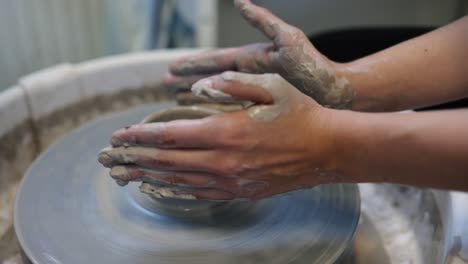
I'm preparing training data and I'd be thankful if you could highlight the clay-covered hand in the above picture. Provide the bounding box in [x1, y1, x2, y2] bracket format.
[98, 72, 341, 200]
[165, 0, 353, 109]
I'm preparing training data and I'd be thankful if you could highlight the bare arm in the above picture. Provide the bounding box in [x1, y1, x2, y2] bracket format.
[339, 16, 468, 112]
[328, 109, 468, 191]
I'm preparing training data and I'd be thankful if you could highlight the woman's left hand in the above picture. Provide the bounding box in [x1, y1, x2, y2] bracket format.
[98, 72, 340, 200]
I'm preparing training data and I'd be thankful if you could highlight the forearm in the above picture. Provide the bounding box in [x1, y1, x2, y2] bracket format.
[326, 109, 468, 191]
[336, 15, 468, 112]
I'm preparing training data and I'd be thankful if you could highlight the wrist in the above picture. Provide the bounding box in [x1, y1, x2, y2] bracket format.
[326, 60, 358, 110]
[316, 108, 372, 184]
[335, 59, 399, 112]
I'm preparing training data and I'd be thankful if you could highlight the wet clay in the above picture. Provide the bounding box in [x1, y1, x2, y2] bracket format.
[192, 79, 234, 103]
[171, 46, 354, 110]
[191, 77, 254, 109]
[136, 107, 211, 199]
[139, 182, 196, 200]
[234, 0, 355, 109]
[192, 71, 290, 122]
[275, 46, 354, 109]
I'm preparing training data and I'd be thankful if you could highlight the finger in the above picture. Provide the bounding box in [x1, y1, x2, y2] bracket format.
[108, 164, 274, 201]
[234, 0, 298, 46]
[109, 118, 222, 149]
[174, 92, 247, 112]
[170, 43, 276, 76]
[163, 73, 211, 91]
[233, 43, 276, 73]
[169, 47, 240, 76]
[109, 165, 219, 187]
[109, 165, 267, 196]
[140, 184, 196, 200]
[98, 147, 222, 174]
[192, 71, 274, 104]
[175, 92, 247, 111]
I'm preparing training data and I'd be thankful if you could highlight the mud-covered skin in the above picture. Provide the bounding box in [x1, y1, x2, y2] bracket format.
[165, 0, 354, 109]
[98, 73, 340, 200]
[139, 183, 197, 200]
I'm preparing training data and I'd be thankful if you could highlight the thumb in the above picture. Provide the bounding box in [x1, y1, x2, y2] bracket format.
[191, 71, 274, 105]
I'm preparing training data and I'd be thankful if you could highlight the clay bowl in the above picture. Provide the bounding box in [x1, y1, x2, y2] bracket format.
[140, 105, 222, 124]
[137, 105, 227, 214]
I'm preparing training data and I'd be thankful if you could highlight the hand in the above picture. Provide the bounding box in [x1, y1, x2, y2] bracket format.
[164, 0, 354, 109]
[98, 72, 340, 200]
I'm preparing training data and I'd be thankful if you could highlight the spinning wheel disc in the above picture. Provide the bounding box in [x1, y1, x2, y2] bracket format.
[15, 103, 360, 264]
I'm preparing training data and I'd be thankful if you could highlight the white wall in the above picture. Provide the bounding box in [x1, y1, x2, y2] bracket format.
[0, 0, 107, 91]
[0, 0, 160, 91]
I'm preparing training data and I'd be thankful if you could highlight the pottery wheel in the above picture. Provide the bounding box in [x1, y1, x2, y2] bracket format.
[14, 103, 360, 264]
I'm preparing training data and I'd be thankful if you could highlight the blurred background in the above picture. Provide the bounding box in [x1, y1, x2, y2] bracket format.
[0, 0, 467, 91]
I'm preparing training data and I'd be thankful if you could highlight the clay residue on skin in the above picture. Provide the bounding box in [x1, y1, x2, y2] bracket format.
[191, 79, 235, 103]
[277, 46, 354, 110]
[171, 56, 219, 75]
[234, 0, 355, 109]
[99, 147, 139, 164]
[191, 77, 253, 108]
[99, 146, 163, 168]
[221, 71, 289, 122]
[139, 183, 196, 200]
[244, 106, 280, 122]
[109, 166, 131, 186]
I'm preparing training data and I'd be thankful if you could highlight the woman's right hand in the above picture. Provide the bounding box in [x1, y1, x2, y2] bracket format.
[165, 0, 354, 109]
